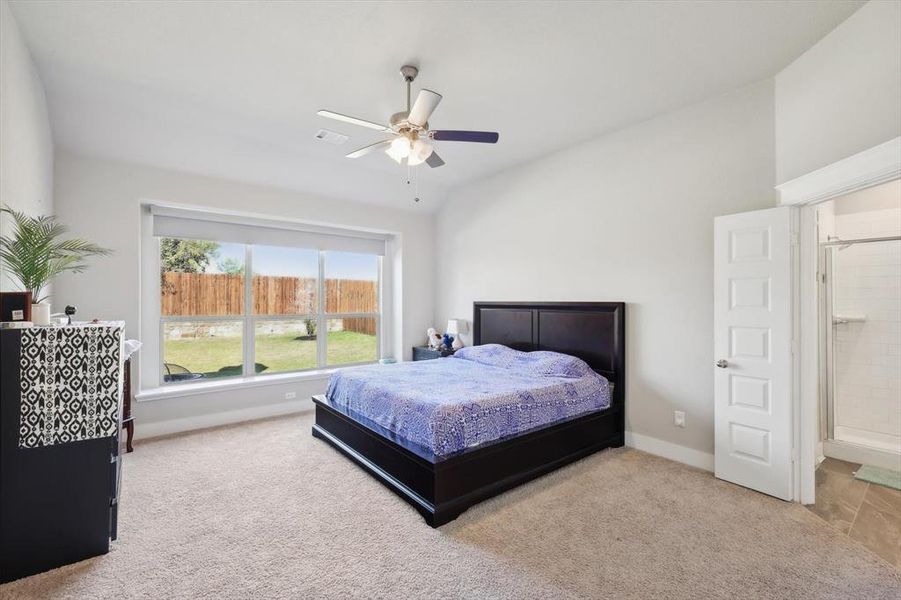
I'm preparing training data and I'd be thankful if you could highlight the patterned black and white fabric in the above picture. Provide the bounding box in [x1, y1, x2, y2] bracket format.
[19, 323, 124, 449]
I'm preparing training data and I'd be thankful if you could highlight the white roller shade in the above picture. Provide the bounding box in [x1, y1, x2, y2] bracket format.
[150, 205, 388, 256]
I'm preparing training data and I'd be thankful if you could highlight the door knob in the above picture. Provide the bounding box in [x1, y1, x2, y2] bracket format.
[715, 359, 728, 369]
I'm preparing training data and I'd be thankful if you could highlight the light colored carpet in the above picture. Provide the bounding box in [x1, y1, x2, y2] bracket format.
[2, 413, 899, 600]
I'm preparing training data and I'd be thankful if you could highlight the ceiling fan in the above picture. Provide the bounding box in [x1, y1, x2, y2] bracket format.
[317, 65, 499, 168]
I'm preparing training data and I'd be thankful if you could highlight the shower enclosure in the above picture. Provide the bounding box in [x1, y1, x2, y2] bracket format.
[821, 235, 901, 464]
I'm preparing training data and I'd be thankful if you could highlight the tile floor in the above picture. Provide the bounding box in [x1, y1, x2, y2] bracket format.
[807, 457, 901, 569]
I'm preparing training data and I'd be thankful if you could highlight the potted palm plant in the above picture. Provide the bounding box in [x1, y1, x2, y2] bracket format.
[0, 206, 111, 325]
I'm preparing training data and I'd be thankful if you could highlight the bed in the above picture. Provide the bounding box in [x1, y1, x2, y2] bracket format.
[311, 301, 625, 526]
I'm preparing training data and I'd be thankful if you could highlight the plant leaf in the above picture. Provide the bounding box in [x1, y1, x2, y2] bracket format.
[1, 205, 113, 300]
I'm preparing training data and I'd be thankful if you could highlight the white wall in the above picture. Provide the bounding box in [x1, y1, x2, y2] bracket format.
[53, 151, 434, 436]
[435, 80, 776, 457]
[775, 0, 901, 184]
[833, 178, 901, 217]
[0, 0, 54, 291]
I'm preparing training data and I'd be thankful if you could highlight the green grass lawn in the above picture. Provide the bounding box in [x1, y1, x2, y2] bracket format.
[164, 330, 376, 379]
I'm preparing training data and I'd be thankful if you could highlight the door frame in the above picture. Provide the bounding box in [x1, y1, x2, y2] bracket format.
[775, 136, 901, 504]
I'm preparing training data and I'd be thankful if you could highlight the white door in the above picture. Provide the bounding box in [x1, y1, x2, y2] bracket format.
[714, 206, 794, 501]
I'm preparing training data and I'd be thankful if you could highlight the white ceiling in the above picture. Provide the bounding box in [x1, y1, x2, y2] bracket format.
[9, 0, 864, 213]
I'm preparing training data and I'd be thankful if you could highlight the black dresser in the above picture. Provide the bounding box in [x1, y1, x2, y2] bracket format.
[0, 326, 123, 583]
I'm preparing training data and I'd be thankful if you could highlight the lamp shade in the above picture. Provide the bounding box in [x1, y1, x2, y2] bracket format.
[386, 137, 411, 163]
[446, 319, 467, 335]
[407, 139, 434, 166]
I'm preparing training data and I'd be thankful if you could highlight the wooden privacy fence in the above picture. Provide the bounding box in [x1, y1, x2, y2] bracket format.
[161, 272, 377, 335]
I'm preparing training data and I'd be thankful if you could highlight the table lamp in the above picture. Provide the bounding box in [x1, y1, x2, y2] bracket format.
[447, 319, 467, 350]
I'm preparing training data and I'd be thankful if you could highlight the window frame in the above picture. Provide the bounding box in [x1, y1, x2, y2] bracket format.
[157, 238, 382, 385]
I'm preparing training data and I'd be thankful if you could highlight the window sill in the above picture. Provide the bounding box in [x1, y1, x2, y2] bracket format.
[136, 368, 340, 402]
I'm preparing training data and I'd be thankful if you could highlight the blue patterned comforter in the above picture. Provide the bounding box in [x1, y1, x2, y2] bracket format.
[325, 344, 611, 461]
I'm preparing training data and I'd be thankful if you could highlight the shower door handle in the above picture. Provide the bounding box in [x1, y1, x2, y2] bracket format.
[715, 359, 728, 369]
[833, 315, 865, 325]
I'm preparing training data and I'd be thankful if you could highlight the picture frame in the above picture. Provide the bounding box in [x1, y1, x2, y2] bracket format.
[0, 291, 33, 322]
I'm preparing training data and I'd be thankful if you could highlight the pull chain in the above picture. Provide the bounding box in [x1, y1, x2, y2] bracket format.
[405, 162, 420, 203]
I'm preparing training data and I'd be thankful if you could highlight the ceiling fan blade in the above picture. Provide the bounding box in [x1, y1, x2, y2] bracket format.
[318, 110, 389, 132]
[431, 130, 499, 143]
[346, 139, 394, 158]
[407, 89, 442, 127]
[425, 151, 445, 168]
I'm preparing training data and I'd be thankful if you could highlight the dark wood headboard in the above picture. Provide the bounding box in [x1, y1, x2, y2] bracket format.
[473, 302, 625, 420]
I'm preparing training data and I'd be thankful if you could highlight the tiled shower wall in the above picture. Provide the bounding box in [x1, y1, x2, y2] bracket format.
[831, 208, 901, 453]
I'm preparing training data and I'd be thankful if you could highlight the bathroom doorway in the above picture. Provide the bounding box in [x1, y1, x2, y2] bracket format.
[816, 179, 901, 470]
[807, 179, 901, 566]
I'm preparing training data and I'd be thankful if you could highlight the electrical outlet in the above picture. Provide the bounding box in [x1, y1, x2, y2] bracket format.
[285, 391, 297, 400]
[674, 411, 686, 428]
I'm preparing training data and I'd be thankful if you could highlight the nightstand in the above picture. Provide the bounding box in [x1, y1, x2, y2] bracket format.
[412, 346, 454, 361]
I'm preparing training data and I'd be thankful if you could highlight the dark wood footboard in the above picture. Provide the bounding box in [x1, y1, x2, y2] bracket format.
[312, 395, 623, 527]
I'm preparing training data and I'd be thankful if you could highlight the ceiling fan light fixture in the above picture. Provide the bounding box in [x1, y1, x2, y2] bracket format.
[386, 137, 411, 162]
[319, 65, 499, 173]
[407, 138, 433, 166]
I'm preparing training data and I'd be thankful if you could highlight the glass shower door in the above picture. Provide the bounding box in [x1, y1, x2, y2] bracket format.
[828, 239, 901, 455]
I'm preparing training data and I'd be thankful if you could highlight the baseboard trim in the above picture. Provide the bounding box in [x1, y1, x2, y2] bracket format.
[136, 408, 716, 473]
[625, 431, 715, 472]
[823, 439, 901, 471]
[135, 400, 312, 441]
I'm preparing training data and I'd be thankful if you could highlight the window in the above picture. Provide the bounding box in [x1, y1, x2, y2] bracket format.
[156, 222, 384, 384]
[252, 245, 320, 374]
[325, 251, 380, 366]
[160, 240, 246, 381]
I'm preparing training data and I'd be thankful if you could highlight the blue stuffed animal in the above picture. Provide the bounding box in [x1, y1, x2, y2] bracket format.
[442, 333, 455, 352]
